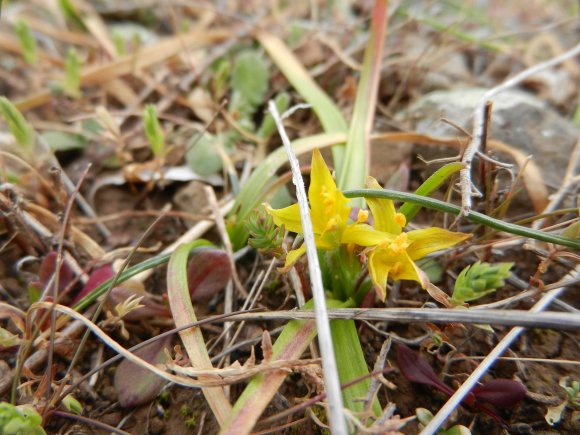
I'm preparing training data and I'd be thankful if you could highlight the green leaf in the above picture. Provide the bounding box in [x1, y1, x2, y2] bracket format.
[143, 104, 165, 158]
[230, 50, 269, 118]
[167, 243, 231, 426]
[0, 403, 46, 435]
[416, 408, 434, 427]
[332, 319, 382, 417]
[0, 96, 35, 152]
[561, 220, 580, 241]
[338, 0, 389, 203]
[257, 92, 291, 139]
[41, 131, 87, 152]
[399, 162, 464, 222]
[258, 32, 347, 170]
[186, 132, 223, 176]
[418, 259, 444, 283]
[0, 327, 20, 347]
[446, 425, 472, 435]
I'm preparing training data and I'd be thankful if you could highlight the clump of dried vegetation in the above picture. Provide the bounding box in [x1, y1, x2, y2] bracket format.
[0, 1, 579, 434]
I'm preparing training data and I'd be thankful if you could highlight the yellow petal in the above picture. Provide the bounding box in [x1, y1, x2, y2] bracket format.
[368, 250, 391, 301]
[388, 252, 424, 286]
[309, 149, 337, 217]
[341, 223, 390, 247]
[265, 203, 303, 235]
[365, 176, 403, 235]
[309, 149, 351, 230]
[284, 244, 307, 268]
[406, 228, 472, 260]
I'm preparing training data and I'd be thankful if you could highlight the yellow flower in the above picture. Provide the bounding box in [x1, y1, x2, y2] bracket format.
[265, 150, 471, 302]
[265, 149, 377, 267]
[363, 177, 472, 300]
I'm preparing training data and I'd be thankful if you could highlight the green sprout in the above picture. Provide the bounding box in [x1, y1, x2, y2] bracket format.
[245, 207, 285, 258]
[62, 48, 82, 98]
[416, 408, 471, 434]
[112, 31, 126, 56]
[143, 104, 166, 159]
[62, 394, 83, 415]
[564, 379, 580, 406]
[0, 402, 46, 435]
[14, 20, 38, 66]
[58, 0, 86, 30]
[451, 261, 513, 305]
[546, 377, 580, 425]
[0, 96, 35, 153]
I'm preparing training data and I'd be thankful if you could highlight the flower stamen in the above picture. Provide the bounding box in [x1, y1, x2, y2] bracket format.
[394, 213, 406, 228]
[388, 233, 409, 255]
[356, 209, 369, 223]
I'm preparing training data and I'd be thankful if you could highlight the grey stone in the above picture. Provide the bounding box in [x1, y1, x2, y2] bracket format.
[402, 88, 579, 191]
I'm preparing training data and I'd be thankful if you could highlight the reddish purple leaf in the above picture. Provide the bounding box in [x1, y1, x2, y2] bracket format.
[30, 251, 74, 294]
[114, 335, 172, 408]
[69, 263, 114, 306]
[187, 249, 231, 301]
[396, 345, 455, 396]
[396, 346, 521, 428]
[472, 379, 528, 407]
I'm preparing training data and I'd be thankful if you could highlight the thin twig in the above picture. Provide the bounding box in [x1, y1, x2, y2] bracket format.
[57, 309, 256, 401]
[459, 41, 580, 214]
[36, 135, 110, 238]
[45, 164, 92, 407]
[51, 410, 131, 435]
[268, 100, 347, 434]
[421, 268, 578, 434]
[52, 213, 168, 409]
[212, 307, 580, 330]
[532, 136, 580, 230]
[204, 185, 247, 297]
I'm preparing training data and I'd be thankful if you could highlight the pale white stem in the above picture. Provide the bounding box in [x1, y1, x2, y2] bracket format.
[532, 137, 580, 230]
[268, 100, 348, 435]
[460, 42, 580, 214]
[421, 268, 579, 434]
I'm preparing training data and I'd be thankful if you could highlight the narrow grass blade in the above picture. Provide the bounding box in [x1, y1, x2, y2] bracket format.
[398, 162, 464, 221]
[222, 299, 345, 435]
[72, 241, 211, 313]
[344, 189, 580, 250]
[337, 0, 389, 203]
[332, 319, 382, 417]
[257, 32, 347, 169]
[167, 242, 231, 427]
